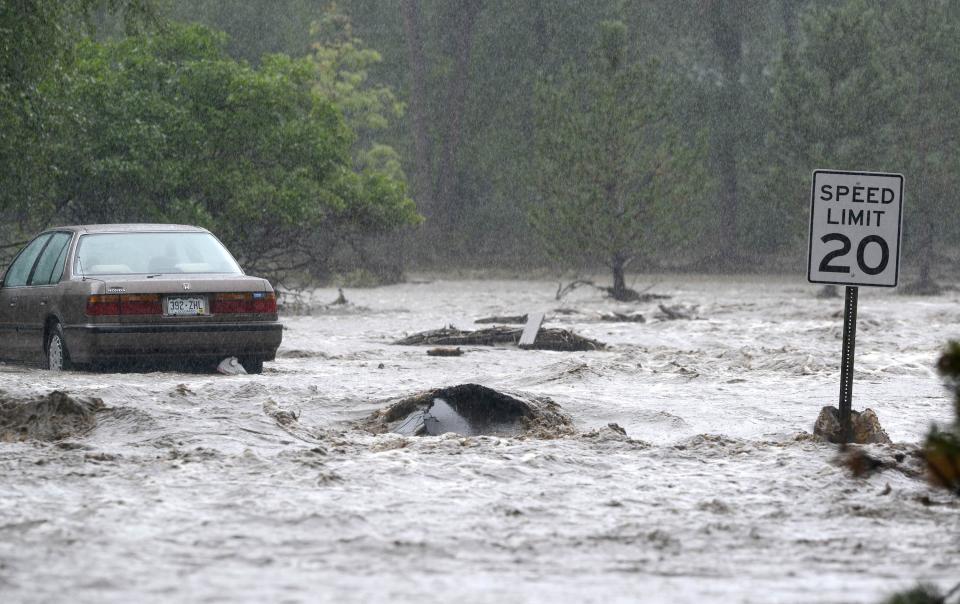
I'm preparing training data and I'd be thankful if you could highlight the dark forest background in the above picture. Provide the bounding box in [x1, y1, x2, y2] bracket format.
[3, 0, 959, 292]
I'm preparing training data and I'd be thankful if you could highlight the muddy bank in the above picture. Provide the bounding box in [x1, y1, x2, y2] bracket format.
[362, 384, 574, 438]
[0, 390, 103, 442]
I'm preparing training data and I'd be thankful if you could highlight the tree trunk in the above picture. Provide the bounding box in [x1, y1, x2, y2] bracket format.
[435, 0, 482, 231]
[400, 0, 432, 215]
[707, 0, 744, 265]
[782, 0, 803, 41]
[912, 39, 938, 293]
[611, 253, 628, 301]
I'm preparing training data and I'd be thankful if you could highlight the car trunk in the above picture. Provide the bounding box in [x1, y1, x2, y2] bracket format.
[87, 274, 274, 324]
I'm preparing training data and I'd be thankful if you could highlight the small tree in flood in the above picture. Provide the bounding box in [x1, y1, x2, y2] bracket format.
[531, 20, 706, 301]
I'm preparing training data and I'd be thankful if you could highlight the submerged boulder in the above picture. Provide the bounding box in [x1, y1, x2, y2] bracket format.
[363, 384, 573, 438]
[814, 406, 892, 444]
[0, 390, 103, 442]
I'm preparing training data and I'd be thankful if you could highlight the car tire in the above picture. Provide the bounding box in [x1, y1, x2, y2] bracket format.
[45, 323, 72, 371]
[240, 358, 264, 374]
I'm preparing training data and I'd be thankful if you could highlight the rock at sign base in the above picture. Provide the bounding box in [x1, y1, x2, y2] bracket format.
[217, 357, 248, 376]
[813, 406, 892, 444]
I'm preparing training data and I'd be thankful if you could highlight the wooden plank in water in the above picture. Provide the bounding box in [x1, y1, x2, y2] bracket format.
[519, 312, 545, 347]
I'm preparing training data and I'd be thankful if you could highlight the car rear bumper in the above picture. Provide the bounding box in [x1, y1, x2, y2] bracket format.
[64, 321, 283, 364]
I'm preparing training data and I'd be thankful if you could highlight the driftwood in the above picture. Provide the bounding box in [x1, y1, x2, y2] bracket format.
[656, 304, 699, 320]
[394, 326, 605, 352]
[555, 279, 671, 303]
[475, 314, 528, 324]
[427, 347, 464, 357]
[599, 312, 646, 323]
[555, 280, 597, 300]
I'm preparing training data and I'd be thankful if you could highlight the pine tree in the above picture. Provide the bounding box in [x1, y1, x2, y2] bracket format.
[531, 21, 708, 300]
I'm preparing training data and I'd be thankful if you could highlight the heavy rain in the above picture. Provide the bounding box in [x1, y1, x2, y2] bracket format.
[2, 2, 960, 603]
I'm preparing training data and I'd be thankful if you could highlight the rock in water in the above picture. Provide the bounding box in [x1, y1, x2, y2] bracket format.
[853, 409, 891, 444]
[0, 391, 103, 442]
[814, 406, 892, 444]
[363, 383, 573, 438]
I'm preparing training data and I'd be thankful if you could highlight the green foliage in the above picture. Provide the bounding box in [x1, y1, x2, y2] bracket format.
[759, 0, 897, 254]
[43, 23, 419, 278]
[531, 20, 709, 287]
[307, 2, 405, 176]
[879, 0, 960, 282]
[925, 341, 960, 495]
[764, 0, 960, 276]
[882, 584, 944, 604]
[0, 0, 160, 236]
[309, 3, 403, 137]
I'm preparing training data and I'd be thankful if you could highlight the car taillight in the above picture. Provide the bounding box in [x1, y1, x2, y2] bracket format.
[211, 292, 276, 314]
[86, 295, 120, 316]
[249, 292, 277, 313]
[120, 294, 162, 315]
[86, 294, 163, 316]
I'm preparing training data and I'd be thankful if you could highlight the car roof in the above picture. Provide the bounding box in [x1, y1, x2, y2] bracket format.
[45, 224, 210, 235]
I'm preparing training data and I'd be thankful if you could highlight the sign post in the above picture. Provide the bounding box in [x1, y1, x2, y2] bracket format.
[808, 170, 904, 442]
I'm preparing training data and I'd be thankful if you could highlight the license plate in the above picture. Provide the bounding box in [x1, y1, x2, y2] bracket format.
[166, 296, 206, 316]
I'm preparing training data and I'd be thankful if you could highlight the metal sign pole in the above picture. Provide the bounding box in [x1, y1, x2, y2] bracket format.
[838, 286, 859, 443]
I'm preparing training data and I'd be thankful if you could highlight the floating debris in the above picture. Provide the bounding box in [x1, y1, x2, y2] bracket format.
[655, 304, 699, 320]
[217, 357, 248, 375]
[363, 384, 573, 438]
[0, 391, 103, 442]
[394, 326, 604, 352]
[474, 314, 528, 324]
[599, 311, 646, 323]
[427, 347, 464, 357]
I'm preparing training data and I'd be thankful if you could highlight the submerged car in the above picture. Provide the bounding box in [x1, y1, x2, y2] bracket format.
[0, 224, 282, 372]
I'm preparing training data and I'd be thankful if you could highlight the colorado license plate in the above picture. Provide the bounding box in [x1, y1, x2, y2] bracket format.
[166, 296, 206, 316]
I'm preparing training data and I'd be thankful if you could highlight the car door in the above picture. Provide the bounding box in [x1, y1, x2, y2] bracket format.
[18, 232, 73, 361]
[0, 275, 16, 359]
[0, 233, 52, 360]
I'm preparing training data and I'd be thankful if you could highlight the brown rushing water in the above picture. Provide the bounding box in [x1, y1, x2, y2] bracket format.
[1, 276, 958, 603]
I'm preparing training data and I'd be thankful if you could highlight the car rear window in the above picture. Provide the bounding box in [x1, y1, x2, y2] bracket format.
[75, 232, 243, 276]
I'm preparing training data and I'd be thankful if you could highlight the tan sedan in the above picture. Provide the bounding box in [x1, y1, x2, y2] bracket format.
[0, 224, 282, 372]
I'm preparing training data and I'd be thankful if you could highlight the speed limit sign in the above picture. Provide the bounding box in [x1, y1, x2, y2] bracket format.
[808, 170, 904, 287]
[808, 169, 904, 443]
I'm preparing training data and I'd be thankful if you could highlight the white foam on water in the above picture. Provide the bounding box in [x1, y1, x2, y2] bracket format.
[1, 275, 958, 603]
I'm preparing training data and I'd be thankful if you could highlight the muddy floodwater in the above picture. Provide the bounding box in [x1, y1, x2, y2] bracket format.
[2, 276, 959, 603]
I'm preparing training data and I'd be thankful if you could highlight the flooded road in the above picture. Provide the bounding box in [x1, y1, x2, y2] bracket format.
[1, 276, 958, 603]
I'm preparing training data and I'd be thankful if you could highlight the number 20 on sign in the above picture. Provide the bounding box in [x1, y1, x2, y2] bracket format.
[808, 170, 904, 287]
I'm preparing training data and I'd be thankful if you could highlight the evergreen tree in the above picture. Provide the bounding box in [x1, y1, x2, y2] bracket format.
[531, 21, 708, 300]
[879, 0, 960, 292]
[764, 0, 898, 256]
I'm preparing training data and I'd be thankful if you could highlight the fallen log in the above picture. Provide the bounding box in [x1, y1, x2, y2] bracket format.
[427, 347, 464, 357]
[599, 311, 646, 323]
[656, 304, 699, 320]
[474, 314, 528, 324]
